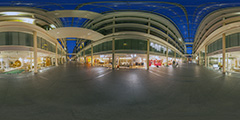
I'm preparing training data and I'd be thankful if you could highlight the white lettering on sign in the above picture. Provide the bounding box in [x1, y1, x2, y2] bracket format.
[150, 42, 166, 52]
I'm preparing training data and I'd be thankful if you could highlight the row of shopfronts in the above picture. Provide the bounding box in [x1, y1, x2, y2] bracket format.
[198, 52, 240, 73]
[197, 32, 240, 73]
[0, 51, 65, 73]
[78, 54, 182, 69]
[76, 39, 183, 69]
[0, 32, 66, 73]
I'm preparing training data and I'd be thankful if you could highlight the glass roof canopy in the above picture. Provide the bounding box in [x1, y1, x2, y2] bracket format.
[1, 1, 240, 55]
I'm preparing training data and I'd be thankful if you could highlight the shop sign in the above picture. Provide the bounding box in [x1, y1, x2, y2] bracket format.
[150, 42, 166, 52]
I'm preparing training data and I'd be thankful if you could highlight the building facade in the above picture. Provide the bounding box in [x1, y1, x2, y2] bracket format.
[193, 7, 240, 73]
[0, 7, 66, 73]
[76, 11, 186, 69]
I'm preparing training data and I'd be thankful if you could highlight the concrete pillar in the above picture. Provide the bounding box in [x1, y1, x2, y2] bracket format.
[208, 56, 210, 67]
[199, 52, 201, 65]
[83, 50, 86, 64]
[91, 44, 93, 66]
[147, 39, 150, 70]
[147, 18, 150, 70]
[222, 33, 226, 73]
[61, 49, 63, 64]
[0, 52, 3, 70]
[174, 51, 176, 61]
[55, 43, 58, 66]
[227, 53, 229, 71]
[30, 52, 33, 71]
[112, 38, 115, 69]
[205, 45, 208, 67]
[112, 16, 116, 70]
[33, 31, 38, 73]
[166, 47, 169, 67]
[51, 57, 54, 66]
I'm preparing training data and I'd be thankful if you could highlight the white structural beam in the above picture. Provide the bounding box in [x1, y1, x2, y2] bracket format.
[47, 27, 104, 41]
[47, 10, 103, 19]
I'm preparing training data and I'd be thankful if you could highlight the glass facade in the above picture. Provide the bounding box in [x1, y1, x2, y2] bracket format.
[37, 36, 56, 53]
[0, 32, 62, 54]
[0, 32, 33, 47]
[115, 39, 147, 51]
[208, 32, 240, 54]
[93, 41, 112, 53]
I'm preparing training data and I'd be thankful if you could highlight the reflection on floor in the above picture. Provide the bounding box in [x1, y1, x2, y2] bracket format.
[0, 61, 240, 120]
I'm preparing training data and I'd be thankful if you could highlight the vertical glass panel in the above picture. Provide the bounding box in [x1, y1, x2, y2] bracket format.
[19, 32, 26, 46]
[37, 37, 41, 48]
[226, 36, 229, 48]
[103, 42, 107, 51]
[6, 32, 12, 45]
[238, 33, 240, 46]
[231, 33, 238, 47]
[12, 32, 19, 45]
[26, 33, 33, 47]
[108, 41, 112, 50]
[0, 32, 6, 45]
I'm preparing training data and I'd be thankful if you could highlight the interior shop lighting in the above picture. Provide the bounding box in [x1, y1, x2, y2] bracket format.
[24, 59, 29, 63]
[120, 57, 132, 59]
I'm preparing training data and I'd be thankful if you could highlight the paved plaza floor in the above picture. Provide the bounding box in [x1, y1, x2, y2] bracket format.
[0, 62, 240, 120]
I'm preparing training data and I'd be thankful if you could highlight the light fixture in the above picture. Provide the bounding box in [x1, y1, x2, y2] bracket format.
[178, 38, 182, 41]
[50, 24, 56, 29]
[0, 12, 24, 16]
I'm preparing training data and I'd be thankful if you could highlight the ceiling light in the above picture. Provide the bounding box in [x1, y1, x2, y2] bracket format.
[50, 24, 56, 29]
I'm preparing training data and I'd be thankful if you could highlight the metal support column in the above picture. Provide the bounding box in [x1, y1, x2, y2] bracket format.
[91, 44, 93, 66]
[174, 51, 176, 61]
[83, 50, 86, 64]
[208, 56, 210, 67]
[222, 33, 226, 73]
[30, 52, 33, 71]
[147, 18, 151, 70]
[55, 43, 58, 66]
[205, 45, 208, 67]
[166, 47, 169, 67]
[112, 38, 115, 69]
[112, 16, 116, 70]
[227, 53, 229, 71]
[33, 31, 38, 73]
[147, 39, 150, 70]
[61, 49, 63, 64]
[199, 52, 201, 65]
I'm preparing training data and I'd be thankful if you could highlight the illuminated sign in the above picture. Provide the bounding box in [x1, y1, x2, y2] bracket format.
[150, 42, 166, 52]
